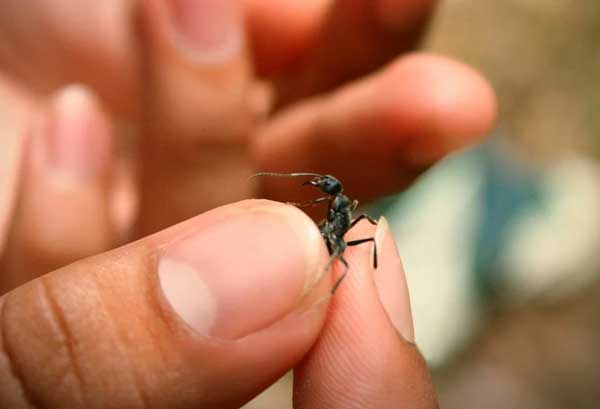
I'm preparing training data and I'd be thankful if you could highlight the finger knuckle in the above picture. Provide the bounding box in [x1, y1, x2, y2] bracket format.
[0, 281, 87, 408]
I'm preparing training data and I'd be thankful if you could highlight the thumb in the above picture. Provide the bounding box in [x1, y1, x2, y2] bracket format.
[0, 200, 330, 409]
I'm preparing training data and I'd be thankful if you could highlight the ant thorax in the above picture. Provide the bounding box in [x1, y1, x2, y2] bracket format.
[329, 194, 352, 237]
[331, 194, 352, 212]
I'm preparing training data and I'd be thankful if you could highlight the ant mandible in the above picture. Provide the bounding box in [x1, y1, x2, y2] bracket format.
[251, 172, 378, 294]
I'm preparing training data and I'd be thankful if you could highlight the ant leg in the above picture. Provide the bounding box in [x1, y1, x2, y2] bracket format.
[287, 196, 329, 207]
[330, 255, 349, 295]
[347, 237, 378, 268]
[350, 214, 377, 228]
[322, 244, 342, 273]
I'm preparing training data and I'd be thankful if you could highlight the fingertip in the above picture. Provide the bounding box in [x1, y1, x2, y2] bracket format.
[294, 216, 437, 407]
[402, 53, 497, 138]
[48, 84, 114, 178]
[377, 53, 497, 161]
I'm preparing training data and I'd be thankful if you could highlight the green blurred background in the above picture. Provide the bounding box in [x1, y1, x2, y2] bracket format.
[246, 1, 600, 407]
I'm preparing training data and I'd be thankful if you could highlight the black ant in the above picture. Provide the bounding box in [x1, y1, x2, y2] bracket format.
[251, 172, 378, 294]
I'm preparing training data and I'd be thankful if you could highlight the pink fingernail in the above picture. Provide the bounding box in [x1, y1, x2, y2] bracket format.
[168, 0, 241, 60]
[158, 207, 321, 340]
[373, 217, 415, 342]
[46, 85, 111, 178]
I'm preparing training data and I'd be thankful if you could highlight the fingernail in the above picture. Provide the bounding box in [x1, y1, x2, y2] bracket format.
[158, 206, 321, 340]
[45, 85, 111, 178]
[168, 0, 241, 60]
[373, 217, 415, 342]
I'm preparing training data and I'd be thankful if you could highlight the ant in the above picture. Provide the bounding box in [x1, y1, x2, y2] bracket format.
[251, 172, 378, 294]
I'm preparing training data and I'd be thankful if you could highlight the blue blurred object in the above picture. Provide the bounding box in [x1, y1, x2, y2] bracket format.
[472, 142, 544, 300]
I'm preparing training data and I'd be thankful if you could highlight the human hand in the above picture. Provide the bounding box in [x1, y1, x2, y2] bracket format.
[0, 0, 496, 291]
[0, 200, 437, 408]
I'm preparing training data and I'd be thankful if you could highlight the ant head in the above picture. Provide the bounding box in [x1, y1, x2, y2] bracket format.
[303, 175, 343, 195]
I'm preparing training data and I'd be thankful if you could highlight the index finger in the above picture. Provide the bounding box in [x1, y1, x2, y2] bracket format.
[294, 218, 438, 408]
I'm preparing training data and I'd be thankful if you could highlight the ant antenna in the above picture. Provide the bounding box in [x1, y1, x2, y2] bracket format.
[249, 172, 324, 181]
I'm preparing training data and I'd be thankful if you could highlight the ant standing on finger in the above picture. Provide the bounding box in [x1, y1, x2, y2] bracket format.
[251, 172, 378, 294]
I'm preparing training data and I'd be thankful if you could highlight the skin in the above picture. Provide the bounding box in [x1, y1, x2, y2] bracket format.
[0, 0, 496, 407]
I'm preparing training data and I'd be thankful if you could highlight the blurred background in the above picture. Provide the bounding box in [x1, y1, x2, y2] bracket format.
[246, 1, 600, 407]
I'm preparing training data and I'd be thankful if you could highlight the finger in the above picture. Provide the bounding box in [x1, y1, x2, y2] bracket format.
[137, 0, 257, 235]
[0, 74, 36, 244]
[0, 85, 114, 294]
[253, 53, 497, 204]
[0, 200, 331, 409]
[243, 0, 329, 75]
[294, 218, 438, 408]
[273, 0, 437, 105]
[0, 0, 140, 117]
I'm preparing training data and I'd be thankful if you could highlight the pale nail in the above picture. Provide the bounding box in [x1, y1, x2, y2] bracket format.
[46, 85, 111, 178]
[158, 207, 321, 339]
[168, 0, 241, 61]
[373, 217, 415, 342]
